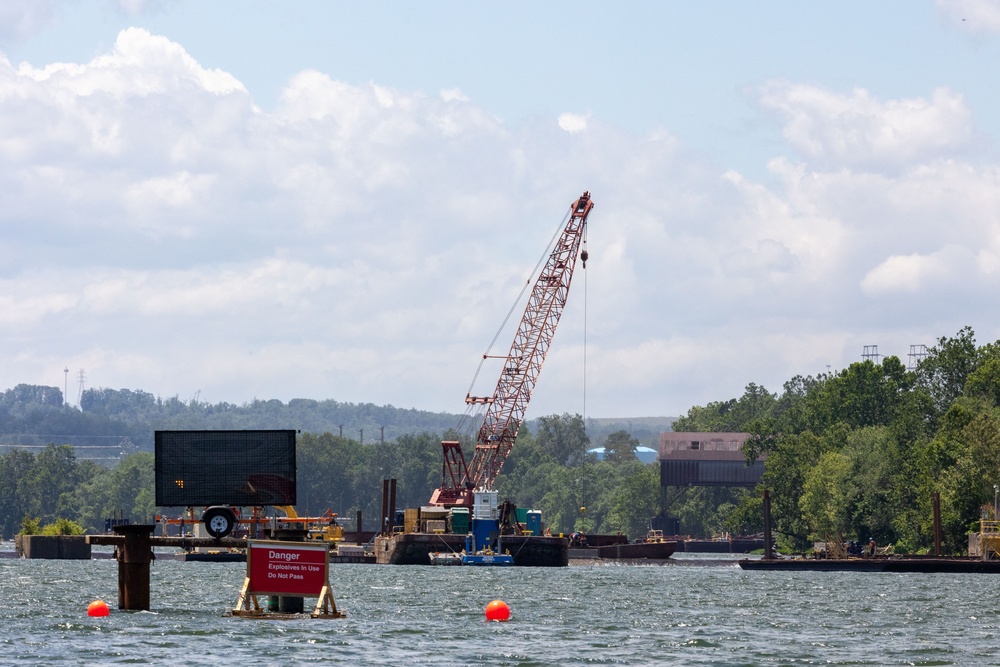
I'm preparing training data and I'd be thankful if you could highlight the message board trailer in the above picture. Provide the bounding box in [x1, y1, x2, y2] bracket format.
[231, 540, 344, 619]
[155, 429, 297, 507]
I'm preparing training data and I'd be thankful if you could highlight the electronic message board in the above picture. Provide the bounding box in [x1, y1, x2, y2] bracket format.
[155, 430, 296, 506]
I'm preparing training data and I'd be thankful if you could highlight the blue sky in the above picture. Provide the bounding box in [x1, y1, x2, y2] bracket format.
[1, 0, 1000, 421]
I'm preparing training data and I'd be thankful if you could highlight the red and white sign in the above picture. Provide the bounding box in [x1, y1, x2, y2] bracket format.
[247, 541, 329, 596]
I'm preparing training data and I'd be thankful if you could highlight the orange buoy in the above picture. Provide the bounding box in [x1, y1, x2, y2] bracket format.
[485, 599, 510, 622]
[87, 600, 110, 617]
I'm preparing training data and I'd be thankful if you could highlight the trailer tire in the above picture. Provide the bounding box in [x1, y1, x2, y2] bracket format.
[203, 506, 237, 538]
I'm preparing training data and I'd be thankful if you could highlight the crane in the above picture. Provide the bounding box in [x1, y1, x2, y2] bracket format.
[429, 191, 594, 507]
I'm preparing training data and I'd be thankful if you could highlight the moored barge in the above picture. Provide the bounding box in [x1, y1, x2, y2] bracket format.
[374, 532, 568, 566]
[739, 556, 1000, 573]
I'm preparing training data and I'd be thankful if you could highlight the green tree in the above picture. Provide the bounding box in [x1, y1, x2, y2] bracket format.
[845, 427, 905, 544]
[964, 356, 1000, 406]
[0, 450, 37, 537]
[668, 487, 753, 539]
[673, 383, 776, 433]
[41, 518, 85, 535]
[799, 449, 852, 542]
[601, 460, 660, 537]
[760, 430, 830, 550]
[74, 452, 154, 531]
[496, 429, 560, 511]
[937, 409, 1000, 552]
[26, 445, 83, 523]
[603, 430, 639, 462]
[916, 326, 980, 418]
[535, 414, 590, 467]
[534, 465, 585, 534]
[19, 516, 41, 535]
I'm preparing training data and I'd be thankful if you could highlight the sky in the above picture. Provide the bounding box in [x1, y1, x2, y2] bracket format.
[2, 1, 1000, 422]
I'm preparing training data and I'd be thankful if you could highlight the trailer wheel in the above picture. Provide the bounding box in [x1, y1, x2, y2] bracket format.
[203, 506, 237, 538]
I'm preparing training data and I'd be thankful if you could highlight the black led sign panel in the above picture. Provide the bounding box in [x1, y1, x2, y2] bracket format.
[155, 430, 296, 506]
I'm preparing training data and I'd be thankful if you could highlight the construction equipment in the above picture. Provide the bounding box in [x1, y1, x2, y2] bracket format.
[429, 191, 594, 507]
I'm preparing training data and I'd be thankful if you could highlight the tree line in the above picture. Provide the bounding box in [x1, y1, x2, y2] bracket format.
[0, 416, 663, 540]
[0, 384, 669, 454]
[674, 326, 1000, 554]
[7, 324, 995, 553]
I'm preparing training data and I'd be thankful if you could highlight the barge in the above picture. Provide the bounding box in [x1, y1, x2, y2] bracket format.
[568, 530, 677, 562]
[374, 532, 568, 566]
[739, 556, 1000, 573]
[596, 540, 677, 560]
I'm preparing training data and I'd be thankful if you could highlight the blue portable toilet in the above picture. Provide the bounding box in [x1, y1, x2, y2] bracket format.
[526, 510, 542, 536]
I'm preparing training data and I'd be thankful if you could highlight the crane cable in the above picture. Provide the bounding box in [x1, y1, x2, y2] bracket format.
[582, 225, 588, 437]
[458, 206, 573, 426]
[454, 208, 572, 436]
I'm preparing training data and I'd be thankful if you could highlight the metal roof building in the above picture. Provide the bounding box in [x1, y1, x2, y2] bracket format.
[658, 432, 764, 487]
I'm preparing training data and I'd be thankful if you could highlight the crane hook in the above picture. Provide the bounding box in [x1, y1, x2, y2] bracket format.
[580, 249, 589, 268]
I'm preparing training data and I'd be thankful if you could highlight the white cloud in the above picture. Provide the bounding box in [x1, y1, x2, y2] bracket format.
[861, 247, 967, 294]
[557, 112, 588, 133]
[440, 88, 469, 103]
[3, 28, 1000, 420]
[21, 27, 245, 96]
[758, 82, 973, 170]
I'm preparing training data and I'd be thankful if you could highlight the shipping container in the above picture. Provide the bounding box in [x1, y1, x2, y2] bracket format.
[449, 507, 470, 534]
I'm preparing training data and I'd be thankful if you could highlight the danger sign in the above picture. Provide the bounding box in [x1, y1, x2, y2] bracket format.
[247, 541, 329, 596]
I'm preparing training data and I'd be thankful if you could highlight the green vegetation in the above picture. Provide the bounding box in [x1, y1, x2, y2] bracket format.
[4, 325, 997, 553]
[0, 407, 666, 539]
[19, 516, 41, 535]
[674, 326, 1000, 554]
[17, 515, 84, 536]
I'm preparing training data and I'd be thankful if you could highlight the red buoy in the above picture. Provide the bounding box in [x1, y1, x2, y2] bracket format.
[485, 599, 510, 622]
[87, 600, 110, 617]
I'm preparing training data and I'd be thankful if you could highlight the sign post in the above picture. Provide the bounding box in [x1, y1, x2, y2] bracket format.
[231, 540, 344, 619]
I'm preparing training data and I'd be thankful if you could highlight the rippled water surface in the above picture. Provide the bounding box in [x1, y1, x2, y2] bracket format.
[2, 549, 999, 665]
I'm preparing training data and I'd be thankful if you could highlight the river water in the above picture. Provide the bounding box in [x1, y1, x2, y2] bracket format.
[1, 549, 998, 666]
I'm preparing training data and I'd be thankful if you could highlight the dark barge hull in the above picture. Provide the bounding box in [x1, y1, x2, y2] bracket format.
[596, 541, 677, 560]
[182, 551, 246, 563]
[374, 533, 568, 566]
[739, 557, 1000, 573]
[677, 538, 764, 553]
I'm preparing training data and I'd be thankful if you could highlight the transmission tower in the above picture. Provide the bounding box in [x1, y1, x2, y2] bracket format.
[862, 345, 881, 363]
[118, 436, 138, 458]
[77, 369, 87, 406]
[908, 344, 928, 371]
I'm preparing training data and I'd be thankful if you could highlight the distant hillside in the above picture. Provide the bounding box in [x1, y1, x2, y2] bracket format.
[0, 383, 674, 454]
[0, 384, 465, 453]
[521, 415, 674, 450]
[582, 416, 675, 450]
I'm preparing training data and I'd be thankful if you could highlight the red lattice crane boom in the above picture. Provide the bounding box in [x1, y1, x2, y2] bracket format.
[429, 191, 594, 507]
